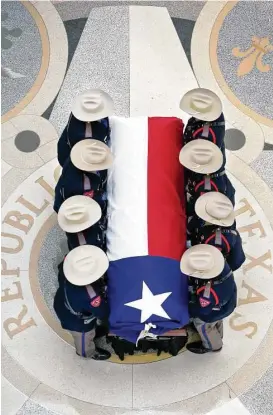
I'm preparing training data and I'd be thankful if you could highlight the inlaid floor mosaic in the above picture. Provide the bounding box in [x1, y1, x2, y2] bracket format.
[1, 1, 273, 414]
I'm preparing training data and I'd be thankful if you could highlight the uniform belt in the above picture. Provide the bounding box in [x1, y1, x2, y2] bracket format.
[209, 170, 226, 178]
[213, 270, 233, 285]
[221, 229, 237, 236]
[210, 121, 225, 127]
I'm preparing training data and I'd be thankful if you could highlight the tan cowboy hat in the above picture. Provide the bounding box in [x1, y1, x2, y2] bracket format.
[179, 88, 222, 122]
[70, 139, 113, 172]
[58, 195, 101, 233]
[63, 245, 109, 286]
[179, 139, 223, 174]
[72, 89, 114, 122]
[195, 192, 235, 227]
[180, 244, 225, 279]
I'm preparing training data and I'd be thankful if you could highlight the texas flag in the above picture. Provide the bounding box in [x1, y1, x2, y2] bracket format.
[106, 117, 189, 343]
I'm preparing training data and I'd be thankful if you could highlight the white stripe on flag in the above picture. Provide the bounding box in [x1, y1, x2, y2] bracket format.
[107, 116, 148, 261]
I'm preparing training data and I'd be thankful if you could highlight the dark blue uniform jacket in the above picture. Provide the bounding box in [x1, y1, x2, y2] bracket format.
[183, 113, 226, 174]
[184, 113, 225, 147]
[190, 225, 245, 272]
[189, 262, 237, 323]
[66, 224, 106, 252]
[57, 114, 110, 167]
[54, 262, 109, 332]
[187, 215, 237, 235]
[53, 159, 108, 218]
[186, 171, 236, 216]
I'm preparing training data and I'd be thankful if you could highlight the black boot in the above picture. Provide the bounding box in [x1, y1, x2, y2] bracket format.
[186, 341, 222, 355]
[92, 347, 111, 360]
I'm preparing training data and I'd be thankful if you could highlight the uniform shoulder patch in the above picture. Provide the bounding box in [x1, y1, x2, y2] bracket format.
[199, 297, 211, 308]
[84, 190, 94, 198]
[91, 296, 101, 307]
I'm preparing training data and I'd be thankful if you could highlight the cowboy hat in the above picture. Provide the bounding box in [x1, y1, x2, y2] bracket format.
[72, 89, 114, 122]
[179, 139, 223, 174]
[58, 195, 101, 233]
[180, 244, 225, 279]
[195, 192, 235, 227]
[70, 139, 113, 172]
[63, 245, 109, 286]
[179, 88, 222, 122]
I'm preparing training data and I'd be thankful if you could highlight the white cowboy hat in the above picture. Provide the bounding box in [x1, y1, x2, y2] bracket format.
[72, 89, 114, 122]
[179, 88, 222, 122]
[195, 192, 235, 227]
[180, 244, 225, 279]
[179, 139, 223, 174]
[63, 245, 109, 286]
[58, 195, 101, 233]
[70, 139, 113, 172]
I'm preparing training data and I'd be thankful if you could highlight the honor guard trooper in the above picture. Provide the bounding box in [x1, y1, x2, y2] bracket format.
[178, 137, 232, 215]
[180, 245, 237, 354]
[187, 191, 236, 235]
[186, 170, 236, 216]
[187, 192, 245, 271]
[57, 195, 106, 252]
[54, 139, 113, 239]
[57, 89, 113, 167]
[179, 88, 226, 176]
[54, 245, 111, 360]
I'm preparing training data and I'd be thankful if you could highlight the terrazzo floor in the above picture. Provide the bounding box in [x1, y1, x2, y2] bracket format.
[1, 1, 273, 414]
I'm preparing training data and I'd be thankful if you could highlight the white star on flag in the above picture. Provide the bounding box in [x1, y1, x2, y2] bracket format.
[124, 281, 172, 323]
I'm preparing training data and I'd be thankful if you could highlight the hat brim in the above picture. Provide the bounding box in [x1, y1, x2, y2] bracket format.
[58, 196, 102, 233]
[179, 88, 222, 122]
[70, 139, 113, 172]
[195, 192, 235, 227]
[179, 139, 223, 174]
[180, 244, 225, 279]
[72, 89, 114, 122]
[63, 245, 109, 286]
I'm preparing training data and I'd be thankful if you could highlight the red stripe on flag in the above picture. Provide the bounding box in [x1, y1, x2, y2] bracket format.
[147, 117, 187, 261]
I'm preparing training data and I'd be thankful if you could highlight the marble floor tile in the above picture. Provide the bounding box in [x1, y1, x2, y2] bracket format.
[129, 6, 198, 121]
[1, 376, 28, 415]
[1, 160, 12, 177]
[16, 400, 57, 415]
[1, 165, 37, 206]
[1, 346, 40, 398]
[50, 6, 130, 135]
[53, 1, 205, 22]
[240, 364, 273, 415]
[250, 151, 273, 192]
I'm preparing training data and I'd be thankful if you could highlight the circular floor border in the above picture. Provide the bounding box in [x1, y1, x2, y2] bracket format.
[1, 0, 68, 124]
[191, 0, 266, 155]
[209, 1, 273, 129]
[1, 154, 273, 410]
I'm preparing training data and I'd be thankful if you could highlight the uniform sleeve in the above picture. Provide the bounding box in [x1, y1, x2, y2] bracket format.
[53, 181, 63, 213]
[57, 128, 69, 167]
[83, 283, 109, 320]
[227, 235, 246, 272]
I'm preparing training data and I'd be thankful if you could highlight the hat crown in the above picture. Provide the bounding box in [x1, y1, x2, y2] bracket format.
[63, 203, 88, 223]
[191, 146, 213, 166]
[206, 199, 233, 220]
[190, 92, 213, 114]
[81, 93, 103, 113]
[188, 251, 214, 273]
[73, 254, 96, 274]
[82, 142, 107, 165]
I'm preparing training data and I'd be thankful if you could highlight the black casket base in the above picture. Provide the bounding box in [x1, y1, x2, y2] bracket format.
[107, 335, 188, 361]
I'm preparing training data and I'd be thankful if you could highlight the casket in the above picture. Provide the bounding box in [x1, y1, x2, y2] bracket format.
[106, 117, 189, 346]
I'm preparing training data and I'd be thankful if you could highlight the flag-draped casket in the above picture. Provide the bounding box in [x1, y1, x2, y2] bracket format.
[107, 117, 189, 343]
